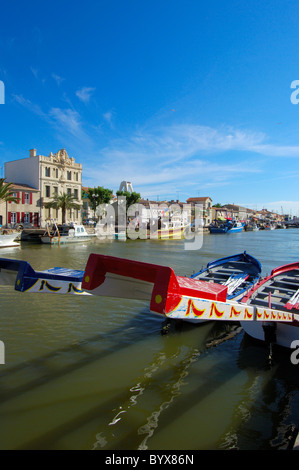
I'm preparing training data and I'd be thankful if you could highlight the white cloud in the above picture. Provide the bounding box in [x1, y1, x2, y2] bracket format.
[12, 94, 46, 117]
[49, 108, 82, 135]
[76, 86, 95, 103]
[52, 73, 65, 85]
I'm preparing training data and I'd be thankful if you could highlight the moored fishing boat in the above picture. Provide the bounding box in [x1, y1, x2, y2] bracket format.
[41, 222, 96, 244]
[240, 262, 299, 348]
[190, 252, 261, 301]
[209, 219, 244, 234]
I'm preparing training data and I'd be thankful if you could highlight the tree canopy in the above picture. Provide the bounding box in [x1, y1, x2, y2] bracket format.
[116, 190, 141, 209]
[83, 187, 113, 214]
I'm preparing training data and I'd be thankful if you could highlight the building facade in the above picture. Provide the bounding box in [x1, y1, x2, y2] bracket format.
[5, 148, 82, 227]
[186, 197, 213, 225]
[0, 183, 39, 227]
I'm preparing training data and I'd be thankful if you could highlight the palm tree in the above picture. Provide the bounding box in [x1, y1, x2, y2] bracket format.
[0, 178, 19, 203]
[45, 192, 81, 224]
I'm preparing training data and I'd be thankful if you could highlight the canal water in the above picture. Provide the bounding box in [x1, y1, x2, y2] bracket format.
[0, 228, 299, 450]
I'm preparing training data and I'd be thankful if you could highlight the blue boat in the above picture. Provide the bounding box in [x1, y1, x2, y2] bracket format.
[0, 258, 88, 295]
[209, 219, 244, 234]
[190, 252, 261, 300]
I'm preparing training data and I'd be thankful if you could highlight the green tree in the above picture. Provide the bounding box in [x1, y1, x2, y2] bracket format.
[45, 192, 81, 224]
[84, 187, 113, 218]
[0, 178, 19, 203]
[116, 190, 141, 209]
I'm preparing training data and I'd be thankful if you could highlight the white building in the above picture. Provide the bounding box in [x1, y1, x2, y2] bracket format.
[5, 148, 82, 227]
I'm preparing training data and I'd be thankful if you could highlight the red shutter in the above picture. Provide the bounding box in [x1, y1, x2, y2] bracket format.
[8, 212, 11, 223]
[17, 192, 20, 203]
[21, 212, 25, 222]
[30, 193, 32, 204]
[22, 192, 25, 204]
[30, 212, 33, 223]
[17, 212, 20, 223]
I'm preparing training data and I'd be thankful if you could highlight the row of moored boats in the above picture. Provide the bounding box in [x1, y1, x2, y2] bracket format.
[0, 251, 298, 351]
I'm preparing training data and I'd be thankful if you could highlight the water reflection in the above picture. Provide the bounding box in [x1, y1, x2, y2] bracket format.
[0, 230, 299, 449]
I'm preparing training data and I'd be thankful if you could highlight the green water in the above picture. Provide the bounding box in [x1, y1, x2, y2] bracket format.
[0, 229, 299, 450]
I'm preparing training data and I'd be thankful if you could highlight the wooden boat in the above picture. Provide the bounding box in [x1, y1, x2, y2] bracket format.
[0, 254, 294, 339]
[41, 222, 96, 244]
[209, 220, 244, 234]
[81, 254, 292, 326]
[0, 231, 20, 248]
[0, 258, 88, 295]
[127, 220, 190, 240]
[190, 252, 261, 301]
[240, 262, 299, 348]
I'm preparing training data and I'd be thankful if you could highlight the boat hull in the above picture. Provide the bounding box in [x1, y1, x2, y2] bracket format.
[241, 320, 299, 349]
[127, 225, 189, 240]
[41, 235, 95, 244]
[0, 233, 20, 247]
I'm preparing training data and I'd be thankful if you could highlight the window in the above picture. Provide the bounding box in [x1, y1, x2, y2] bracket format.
[24, 192, 30, 204]
[45, 186, 50, 197]
[75, 172, 79, 182]
[74, 189, 78, 199]
[24, 213, 30, 223]
[53, 186, 58, 195]
[54, 168, 58, 178]
[45, 167, 50, 177]
[67, 188, 71, 196]
[67, 171, 72, 180]
[11, 212, 17, 223]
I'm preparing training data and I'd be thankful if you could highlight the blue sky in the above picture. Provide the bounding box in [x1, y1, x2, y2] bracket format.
[1, 0, 299, 214]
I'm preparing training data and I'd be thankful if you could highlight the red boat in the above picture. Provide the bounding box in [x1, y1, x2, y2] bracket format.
[81, 254, 292, 325]
[241, 262, 299, 348]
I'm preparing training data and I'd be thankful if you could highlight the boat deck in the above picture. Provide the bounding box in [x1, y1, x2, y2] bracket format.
[248, 270, 299, 311]
[193, 260, 257, 282]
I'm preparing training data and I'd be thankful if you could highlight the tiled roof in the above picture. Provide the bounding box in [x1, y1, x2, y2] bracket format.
[9, 182, 38, 191]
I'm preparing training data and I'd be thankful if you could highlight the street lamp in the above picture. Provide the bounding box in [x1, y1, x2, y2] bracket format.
[92, 193, 99, 223]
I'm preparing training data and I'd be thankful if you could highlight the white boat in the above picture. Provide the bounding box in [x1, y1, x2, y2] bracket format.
[41, 223, 96, 245]
[0, 231, 20, 248]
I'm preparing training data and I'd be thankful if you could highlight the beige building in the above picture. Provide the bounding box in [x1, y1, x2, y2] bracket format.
[0, 183, 39, 227]
[186, 197, 213, 225]
[5, 148, 82, 227]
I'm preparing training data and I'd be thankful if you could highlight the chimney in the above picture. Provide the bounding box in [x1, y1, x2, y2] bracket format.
[29, 149, 37, 158]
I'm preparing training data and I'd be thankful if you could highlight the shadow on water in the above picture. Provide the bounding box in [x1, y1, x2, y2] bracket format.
[0, 311, 242, 449]
[18, 323, 241, 450]
[217, 334, 299, 450]
[0, 309, 163, 404]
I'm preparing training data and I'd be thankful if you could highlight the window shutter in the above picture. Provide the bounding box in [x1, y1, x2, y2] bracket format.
[22, 192, 25, 204]
[30, 212, 33, 223]
[30, 193, 32, 204]
[8, 212, 11, 223]
[17, 212, 20, 223]
[21, 212, 25, 222]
